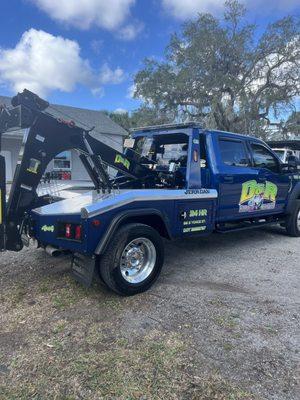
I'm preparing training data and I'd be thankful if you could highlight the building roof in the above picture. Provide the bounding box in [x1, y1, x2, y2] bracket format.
[0, 94, 128, 138]
[267, 140, 300, 150]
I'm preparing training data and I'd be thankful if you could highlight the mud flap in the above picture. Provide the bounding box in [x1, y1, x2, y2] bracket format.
[0, 155, 6, 251]
[71, 253, 95, 287]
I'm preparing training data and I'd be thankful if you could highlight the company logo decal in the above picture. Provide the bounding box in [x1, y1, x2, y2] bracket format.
[41, 225, 55, 233]
[114, 154, 130, 170]
[239, 180, 278, 212]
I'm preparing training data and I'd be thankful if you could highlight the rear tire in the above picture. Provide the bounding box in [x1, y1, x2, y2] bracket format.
[285, 200, 300, 237]
[99, 223, 164, 296]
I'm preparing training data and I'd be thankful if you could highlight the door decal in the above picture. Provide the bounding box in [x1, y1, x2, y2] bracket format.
[239, 180, 278, 212]
[180, 208, 208, 233]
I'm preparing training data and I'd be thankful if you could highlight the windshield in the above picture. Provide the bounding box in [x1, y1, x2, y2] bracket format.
[273, 150, 285, 161]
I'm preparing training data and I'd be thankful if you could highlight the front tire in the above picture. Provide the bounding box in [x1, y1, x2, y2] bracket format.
[285, 200, 300, 237]
[99, 223, 164, 295]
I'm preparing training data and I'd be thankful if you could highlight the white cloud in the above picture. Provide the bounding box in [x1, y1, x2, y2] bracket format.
[91, 87, 105, 98]
[0, 29, 126, 98]
[162, 0, 300, 19]
[126, 84, 136, 99]
[90, 39, 104, 55]
[162, 0, 223, 19]
[99, 64, 125, 85]
[117, 22, 144, 41]
[31, 0, 135, 30]
[114, 108, 127, 114]
[0, 29, 92, 97]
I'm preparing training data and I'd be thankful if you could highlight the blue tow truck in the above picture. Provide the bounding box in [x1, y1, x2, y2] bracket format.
[1, 90, 300, 295]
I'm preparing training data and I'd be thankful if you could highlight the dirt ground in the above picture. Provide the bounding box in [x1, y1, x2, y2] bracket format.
[0, 226, 299, 400]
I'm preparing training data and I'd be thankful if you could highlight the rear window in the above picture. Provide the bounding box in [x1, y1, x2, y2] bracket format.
[219, 139, 249, 167]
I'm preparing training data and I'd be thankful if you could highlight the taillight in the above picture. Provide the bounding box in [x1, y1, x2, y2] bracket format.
[65, 223, 72, 239]
[75, 225, 82, 241]
[58, 222, 83, 242]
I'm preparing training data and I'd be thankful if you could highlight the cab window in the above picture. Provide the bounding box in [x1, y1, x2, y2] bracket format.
[219, 139, 249, 167]
[134, 133, 189, 169]
[250, 143, 279, 173]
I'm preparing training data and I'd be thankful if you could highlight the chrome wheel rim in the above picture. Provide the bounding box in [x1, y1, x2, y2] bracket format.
[297, 209, 300, 231]
[120, 237, 156, 284]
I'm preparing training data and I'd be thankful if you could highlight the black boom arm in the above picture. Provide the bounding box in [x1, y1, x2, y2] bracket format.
[0, 90, 156, 251]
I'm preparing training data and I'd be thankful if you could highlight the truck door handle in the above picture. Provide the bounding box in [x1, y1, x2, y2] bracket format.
[223, 175, 234, 183]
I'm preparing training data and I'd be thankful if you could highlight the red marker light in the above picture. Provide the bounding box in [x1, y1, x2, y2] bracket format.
[75, 225, 82, 241]
[92, 219, 101, 227]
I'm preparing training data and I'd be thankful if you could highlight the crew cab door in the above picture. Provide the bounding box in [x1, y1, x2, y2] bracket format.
[216, 137, 259, 221]
[248, 142, 290, 213]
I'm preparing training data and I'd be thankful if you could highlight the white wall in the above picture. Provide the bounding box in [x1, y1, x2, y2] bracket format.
[71, 134, 123, 180]
[0, 151, 12, 181]
[1, 137, 22, 182]
[2, 133, 124, 182]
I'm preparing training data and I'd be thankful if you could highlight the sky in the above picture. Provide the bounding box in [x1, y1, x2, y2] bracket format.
[0, 0, 299, 113]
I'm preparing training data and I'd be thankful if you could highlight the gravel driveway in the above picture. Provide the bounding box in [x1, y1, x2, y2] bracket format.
[0, 226, 299, 399]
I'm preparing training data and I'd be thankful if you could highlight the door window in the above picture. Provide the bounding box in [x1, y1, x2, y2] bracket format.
[251, 144, 279, 173]
[219, 139, 249, 167]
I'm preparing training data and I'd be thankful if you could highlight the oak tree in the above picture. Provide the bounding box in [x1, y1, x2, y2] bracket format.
[134, 0, 300, 137]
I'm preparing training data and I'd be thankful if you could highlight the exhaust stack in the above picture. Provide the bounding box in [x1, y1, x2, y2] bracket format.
[45, 245, 63, 257]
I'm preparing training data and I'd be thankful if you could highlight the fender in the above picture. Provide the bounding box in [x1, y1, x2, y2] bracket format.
[286, 181, 300, 214]
[94, 208, 172, 255]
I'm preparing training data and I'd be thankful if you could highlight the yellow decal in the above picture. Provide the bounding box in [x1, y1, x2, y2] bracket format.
[41, 225, 55, 233]
[183, 226, 206, 233]
[27, 158, 41, 174]
[182, 208, 208, 233]
[239, 180, 278, 212]
[189, 209, 207, 218]
[183, 219, 206, 226]
[114, 154, 130, 170]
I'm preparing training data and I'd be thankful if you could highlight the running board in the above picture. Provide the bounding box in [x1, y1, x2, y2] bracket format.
[216, 218, 285, 234]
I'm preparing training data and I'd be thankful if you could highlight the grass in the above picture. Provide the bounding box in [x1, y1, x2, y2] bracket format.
[1, 333, 255, 400]
[0, 329, 188, 399]
[9, 283, 27, 305]
[186, 374, 255, 400]
[0, 256, 256, 400]
[223, 342, 234, 351]
[214, 315, 239, 330]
